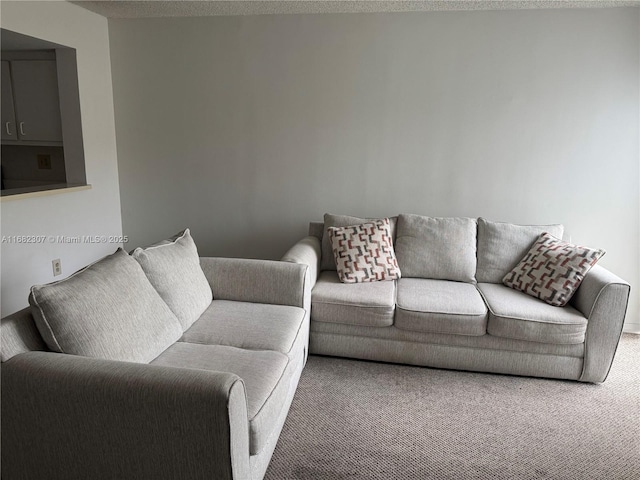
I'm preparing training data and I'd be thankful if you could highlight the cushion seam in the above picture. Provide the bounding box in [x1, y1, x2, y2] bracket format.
[486, 327, 586, 345]
[133, 229, 187, 253]
[490, 312, 587, 327]
[396, 305, 487, 317]
[311, 318, 394, 327]
[177, 338, 294, 353]
[180, 308, 305, 354]
[394, 323, 486, 336]
[313, 331, 584, 358]
[248, 356, 290, 423]
[29, 248, 125, 289]
[312, 301, 395, 309]
[28, 291, 64, 353]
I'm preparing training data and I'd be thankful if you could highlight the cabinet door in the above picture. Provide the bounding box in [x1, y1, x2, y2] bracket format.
[11, 60, 63, 142]
[1, 61, 17, 141]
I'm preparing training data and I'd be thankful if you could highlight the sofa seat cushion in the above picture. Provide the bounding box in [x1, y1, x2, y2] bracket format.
[181, 300, 305, 356]
[478, 283, 587, 344]
[395, 279, 487, 336]
[311, 271, 395, 327]
[151, 342, 290, 455]
[29, 249, 183, 363]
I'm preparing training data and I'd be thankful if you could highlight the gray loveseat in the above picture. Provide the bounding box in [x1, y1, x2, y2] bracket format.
[1, 230, 311, 480]
[283, 214, 630, 383]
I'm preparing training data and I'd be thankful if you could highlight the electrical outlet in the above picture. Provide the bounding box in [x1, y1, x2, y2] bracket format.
[52, 259, 62, 276]
[37, 154, 52, 170]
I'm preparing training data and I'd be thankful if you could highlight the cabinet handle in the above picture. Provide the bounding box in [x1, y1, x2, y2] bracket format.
[5, 122, 11, 136]
[19, 122, 25, 136]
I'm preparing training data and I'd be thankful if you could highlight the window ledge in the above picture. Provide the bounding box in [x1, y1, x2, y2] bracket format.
[1, 184, 92, 202]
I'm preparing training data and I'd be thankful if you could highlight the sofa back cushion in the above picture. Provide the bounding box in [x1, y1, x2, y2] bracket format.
[29, 248, 183, 363]
[476, 218, 564, 283]
[320, 214, 398, 271]
[395, 214, 477, 283]
[309, 222, 324, 240]
[132, 229, 212, 330]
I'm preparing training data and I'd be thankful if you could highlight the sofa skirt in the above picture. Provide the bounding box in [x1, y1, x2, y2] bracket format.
[310, 332, 583, 381]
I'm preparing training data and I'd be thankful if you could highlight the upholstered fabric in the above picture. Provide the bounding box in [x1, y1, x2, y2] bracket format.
[321, 214, 398, 271]
[395, 279, 487, 336]
[151, 342, 289, 455]
[29, 249, 182, 363]
[1, 351, 251, 480]
[3, 249, 311, 479]
[328, 218, 401, 284]
[394, 214, 477, 283]
[200, 257, 307, 308]
[311, 271, 396, 327]
[503, 233, 605, 307]
[281, 235, 322, 288]
[309, 221, 324, 240]
[476, 218, 564, 283]
[132, 229, 212, 331]
[310, 332, 583, 381]
[478, 283, 587, 344]
[181, 300, 305, 355]
[249, 340, 306, 480]
[570, 265, 631, 382]
[310, 320, 584, 358]
[1, 307, 47, 362]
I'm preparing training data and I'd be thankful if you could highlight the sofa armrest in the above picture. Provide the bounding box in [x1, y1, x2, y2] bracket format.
[570, 265, 631, 383]
[1, 307, 47, 362]
[281, 235, 321, 289]
[1, 351, 251, 480]
[200, 257, 309, 308]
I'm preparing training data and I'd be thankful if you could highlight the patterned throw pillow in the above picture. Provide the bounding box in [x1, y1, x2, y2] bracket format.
[503, 232, 605, 307]
[328, 218, 401, 284]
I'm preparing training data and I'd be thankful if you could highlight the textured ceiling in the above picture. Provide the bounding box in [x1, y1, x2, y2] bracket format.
[71, 0, 640, 18]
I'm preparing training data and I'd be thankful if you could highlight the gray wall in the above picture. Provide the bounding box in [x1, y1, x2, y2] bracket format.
[109, 8, 639, 331]
[1, 1, 123, 316]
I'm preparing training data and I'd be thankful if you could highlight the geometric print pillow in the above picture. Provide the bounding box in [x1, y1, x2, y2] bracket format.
[328, 218, 401, 284]
[503, 232, 605, 307]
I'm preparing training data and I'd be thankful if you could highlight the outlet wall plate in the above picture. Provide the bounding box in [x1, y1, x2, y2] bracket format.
[37, 154, 52, 170]
[52, 259, 62, 276]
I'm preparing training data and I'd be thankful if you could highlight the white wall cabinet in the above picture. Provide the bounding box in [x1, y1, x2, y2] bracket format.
[1, 59, 63, 144]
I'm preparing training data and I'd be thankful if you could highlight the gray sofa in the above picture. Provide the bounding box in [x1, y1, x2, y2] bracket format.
[283, 214, 630, 383]
[1, 230, 311, 480]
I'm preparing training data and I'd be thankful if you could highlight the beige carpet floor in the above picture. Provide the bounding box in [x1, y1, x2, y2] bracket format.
[265, 334, 640, 480]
